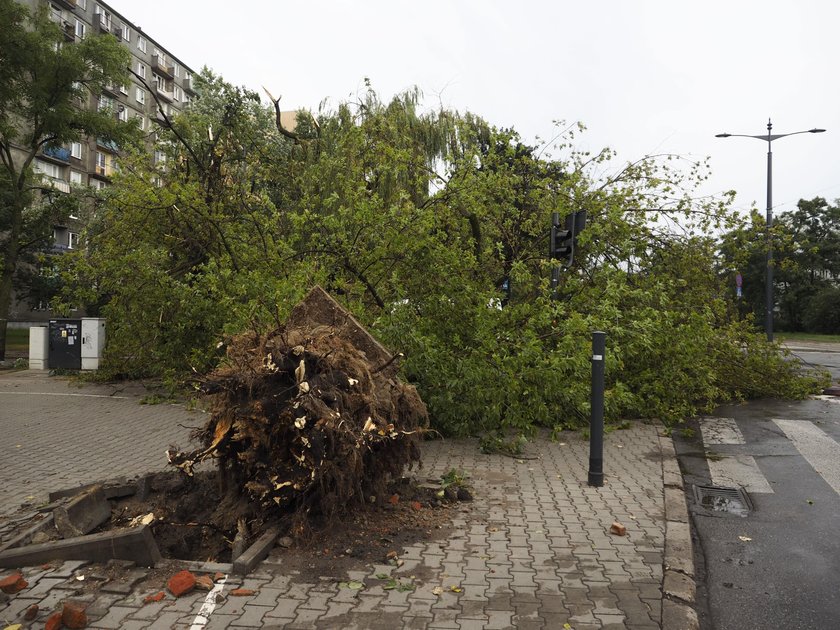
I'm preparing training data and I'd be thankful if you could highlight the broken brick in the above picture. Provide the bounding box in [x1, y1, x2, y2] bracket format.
[62, 601, 88, 629]
[610, 521, 627, 536]
[45, 612, 63, 630]
[143, 591, 166, 603]
[167, 570, 196, 597]
[0, 572, 28, 594]
[24, 603, 39, 620]
[194, 575, 215, 591]
[229, 588, 256, 597]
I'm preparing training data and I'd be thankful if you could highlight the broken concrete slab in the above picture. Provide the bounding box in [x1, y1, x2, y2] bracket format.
[0, 525, 162, 569]
[232, 527, 280, 576]
[54, 485, 111, 539]
[49, 479, 138, 503]
[0, 514, 55, 555]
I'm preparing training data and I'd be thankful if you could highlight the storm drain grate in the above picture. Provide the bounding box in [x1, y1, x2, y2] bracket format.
[692, 484, 753, 516]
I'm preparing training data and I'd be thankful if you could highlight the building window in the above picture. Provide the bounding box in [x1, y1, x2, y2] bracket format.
[77, 0, 86, 9]
[136, 114, 146, 130]
[97, 95, 113, 112]
[95, 180, 108, 190]
[173, 85, 183, 102]
[135, 87, 145, 104]
[68, 232, 80, 250]
[120, 24, 130, 42]
[137, 36, 147, 53]
[69, 170, 84, 185]
[137, 62, 146, 79]
[74, 19, 85, 39]
[34, 159, 62, 179]
[117, 106, 128, 122]
[119, 84, 128, 95]
[173, 64, 180, 78]
[70, 142, 82, 159]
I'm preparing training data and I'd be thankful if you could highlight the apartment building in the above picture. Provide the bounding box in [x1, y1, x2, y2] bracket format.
[11, 0, 196, 319]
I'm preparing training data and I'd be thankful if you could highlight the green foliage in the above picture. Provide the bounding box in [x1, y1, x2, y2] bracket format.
[62, 77, 827, 431]
[0, 0, 138, 358]
[802, 286, 840, 334]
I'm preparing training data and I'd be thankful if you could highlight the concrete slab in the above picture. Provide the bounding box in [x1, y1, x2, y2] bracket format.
[0, 524, 161, 568]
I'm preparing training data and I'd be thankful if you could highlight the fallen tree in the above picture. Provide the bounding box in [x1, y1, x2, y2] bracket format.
[167, 287, 428, 535]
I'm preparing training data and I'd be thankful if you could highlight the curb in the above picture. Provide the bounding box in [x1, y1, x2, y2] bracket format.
[659, 433, 699, 630]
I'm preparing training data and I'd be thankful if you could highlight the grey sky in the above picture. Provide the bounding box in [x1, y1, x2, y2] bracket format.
[112, 0, 839, 218]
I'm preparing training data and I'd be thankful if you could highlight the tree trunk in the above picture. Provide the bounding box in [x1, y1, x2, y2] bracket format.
[0, 197, 24, 362]
[0, 264, 15, 362]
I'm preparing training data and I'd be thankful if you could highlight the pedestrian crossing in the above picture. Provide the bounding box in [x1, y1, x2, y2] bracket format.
[699, 412, 840, 497]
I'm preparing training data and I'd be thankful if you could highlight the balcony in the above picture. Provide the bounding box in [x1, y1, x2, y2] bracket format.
[94, 15, 112, 35]
[42, 146, 71, 163]
[101, 83, 121, 97]
[93, 164, 114, 178]
[61, 20, 75, 41]
[183, 77, 198, 96]
[96, 137, 119, 153]
[47, 178, 71, 194]
[53, 0, 77, 10]
[152, 55, 174, 79]
[153, 82, 175, 103]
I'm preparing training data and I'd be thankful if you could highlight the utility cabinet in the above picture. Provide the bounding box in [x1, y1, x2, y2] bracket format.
[48, 319, 82, 370]
[47, 318, 106, 371]
[28, 326, 48, 370]
[81, 318, 106, 371]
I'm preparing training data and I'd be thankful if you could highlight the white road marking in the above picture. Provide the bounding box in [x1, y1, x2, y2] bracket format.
[773, 419, 840, 496]
[700, 417, 745, 445]
[707, 454, 774, 494]
[189, 575, 227, 629]
[0, 391, 130, 399]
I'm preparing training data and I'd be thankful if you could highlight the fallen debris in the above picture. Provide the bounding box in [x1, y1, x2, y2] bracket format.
[610, 522, 627, 536]
[166, 570, 196, 597]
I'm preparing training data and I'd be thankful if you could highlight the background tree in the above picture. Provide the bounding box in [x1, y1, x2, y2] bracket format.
[0, 0, 137, 358]
[720, 197, 840, 333]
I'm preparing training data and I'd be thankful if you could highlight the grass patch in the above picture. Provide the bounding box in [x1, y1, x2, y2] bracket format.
[5, 328, 29, 354]
[778, 332, 840, 344]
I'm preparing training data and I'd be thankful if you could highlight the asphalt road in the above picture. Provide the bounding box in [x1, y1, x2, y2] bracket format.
[675, 343, 840, 630]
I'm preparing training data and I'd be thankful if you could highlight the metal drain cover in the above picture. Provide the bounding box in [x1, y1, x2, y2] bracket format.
[693, 485, 753, 517]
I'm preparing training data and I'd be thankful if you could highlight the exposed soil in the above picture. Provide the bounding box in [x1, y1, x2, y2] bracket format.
[106, 469, 464, 570]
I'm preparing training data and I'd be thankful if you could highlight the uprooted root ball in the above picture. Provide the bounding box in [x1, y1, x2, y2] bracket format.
[168, 299, 428, 536]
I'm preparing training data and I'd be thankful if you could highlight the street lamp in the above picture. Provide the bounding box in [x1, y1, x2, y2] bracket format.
[715, 119, 825, 342]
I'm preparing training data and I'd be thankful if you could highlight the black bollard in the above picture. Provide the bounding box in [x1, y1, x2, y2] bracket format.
[588, 331, 606, 487]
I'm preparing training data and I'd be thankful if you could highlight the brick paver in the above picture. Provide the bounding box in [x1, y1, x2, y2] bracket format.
[1, 370, 670, 628]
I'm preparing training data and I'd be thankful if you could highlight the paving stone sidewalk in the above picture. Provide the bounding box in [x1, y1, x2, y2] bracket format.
[1, 370, 695, 629]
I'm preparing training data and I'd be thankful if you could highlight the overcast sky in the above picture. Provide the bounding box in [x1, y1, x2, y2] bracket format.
[111, 0, 839, 219]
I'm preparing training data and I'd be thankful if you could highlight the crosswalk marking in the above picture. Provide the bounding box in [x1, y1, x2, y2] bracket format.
[773, 419, 840, 496]
[707, 454, 774, 494]
[699, 417, 745, 445]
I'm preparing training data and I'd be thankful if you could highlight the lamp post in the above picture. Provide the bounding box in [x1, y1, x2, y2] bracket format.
[715, 119, 825, 342]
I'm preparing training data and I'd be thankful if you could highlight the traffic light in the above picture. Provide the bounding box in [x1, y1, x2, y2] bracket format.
[549, 210, 586, 267]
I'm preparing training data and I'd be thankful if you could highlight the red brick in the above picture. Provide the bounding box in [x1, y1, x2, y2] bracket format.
[610, 521, 627, 536]
[62, 601, 88, 629]
[143, 591, 166, 603]
[24, 603, 39, 620]
[229, 588, 256, 597]
[45, 612, 64, 630]
[0, 572, 27, 594]
[167, 570, 196, 597]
